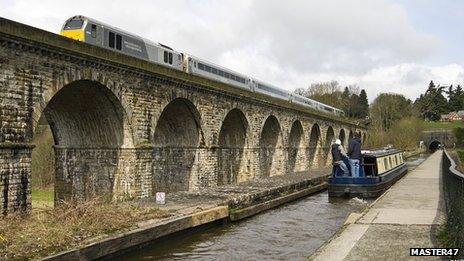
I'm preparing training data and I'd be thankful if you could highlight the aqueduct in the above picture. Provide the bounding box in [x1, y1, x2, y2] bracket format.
[0, 18, 366, 213]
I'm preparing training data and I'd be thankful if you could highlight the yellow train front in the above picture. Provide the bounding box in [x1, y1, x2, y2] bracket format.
[328, 148, 408, 198]
[59, 15, 183, 70]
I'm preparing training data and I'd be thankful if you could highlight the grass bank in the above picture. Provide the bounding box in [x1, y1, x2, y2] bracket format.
[423, 121, 464, 130]
[0, 199, 172, 260]
[32, 187, 54, 210]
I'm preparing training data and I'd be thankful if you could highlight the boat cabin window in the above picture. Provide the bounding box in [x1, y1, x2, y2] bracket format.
[164, 51, 168, 63]
[168, 53, 173, 64]
[363, 157, 376, 176]
[64, 19, 84, 30]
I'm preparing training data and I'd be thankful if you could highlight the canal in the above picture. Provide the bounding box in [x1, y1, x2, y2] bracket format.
[119, 153, 429, 261]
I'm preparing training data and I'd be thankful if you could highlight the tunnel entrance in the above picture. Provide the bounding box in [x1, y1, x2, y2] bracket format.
[37, 80, 127, 203]
[217, 109, 248, 185]
[428, 140, 441, 152]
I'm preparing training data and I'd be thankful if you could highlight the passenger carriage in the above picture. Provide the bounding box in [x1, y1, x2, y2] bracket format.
[59, 15, 346, 118]
[328, 148, 407, 198]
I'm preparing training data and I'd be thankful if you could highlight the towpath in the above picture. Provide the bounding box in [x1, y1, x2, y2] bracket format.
[311, 151, 444, 260]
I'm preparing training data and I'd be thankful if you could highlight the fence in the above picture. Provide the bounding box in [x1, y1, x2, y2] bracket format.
[442, 150, 464, 252]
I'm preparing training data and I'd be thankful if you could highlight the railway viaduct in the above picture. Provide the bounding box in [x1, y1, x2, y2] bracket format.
[0, 18, 366, 213]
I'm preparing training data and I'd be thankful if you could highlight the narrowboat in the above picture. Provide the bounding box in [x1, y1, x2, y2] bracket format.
[328, 148, 408, 198]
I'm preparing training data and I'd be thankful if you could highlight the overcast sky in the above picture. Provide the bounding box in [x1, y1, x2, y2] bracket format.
[2, 0, 463, 101]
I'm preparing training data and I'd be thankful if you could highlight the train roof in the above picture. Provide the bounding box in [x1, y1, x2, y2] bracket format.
[187, 54, 250, 78]
[64, 15, 177, 52]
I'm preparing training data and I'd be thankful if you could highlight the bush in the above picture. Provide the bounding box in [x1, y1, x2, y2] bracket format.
[365, 117, 424, 151]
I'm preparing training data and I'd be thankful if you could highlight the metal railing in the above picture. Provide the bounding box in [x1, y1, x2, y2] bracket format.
[442, 150, 464, 251]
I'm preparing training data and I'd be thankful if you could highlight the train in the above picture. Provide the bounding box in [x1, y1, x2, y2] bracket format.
[60, 15, 345, 117]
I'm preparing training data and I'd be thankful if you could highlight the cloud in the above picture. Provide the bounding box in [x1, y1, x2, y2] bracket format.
[0, 0, 455, 102]
[359, 63, 464, 101]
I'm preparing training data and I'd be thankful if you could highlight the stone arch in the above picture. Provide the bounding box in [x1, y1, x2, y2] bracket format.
[217, 108, 249, 185]
[259, 115, 281, 178]
[324, 126, 335, 165]
[32, 69, 132, 139]
[339, 129, 346, 146]
[153, 98, 204, 193]
[288, 120, 304, 173]
[308, 123, 321, 168]
[429, 140, 441, 151]
[42, 80, 132, 202]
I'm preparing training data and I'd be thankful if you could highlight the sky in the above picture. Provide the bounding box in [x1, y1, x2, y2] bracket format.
[2, 0, 463, 101]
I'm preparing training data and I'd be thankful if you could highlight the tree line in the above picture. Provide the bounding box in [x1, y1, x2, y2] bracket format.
[294, 81, 369, 119]
[414, 81, 464, 121]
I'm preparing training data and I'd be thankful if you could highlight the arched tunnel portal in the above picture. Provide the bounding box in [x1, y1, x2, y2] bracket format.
[428, 140, 441, 152]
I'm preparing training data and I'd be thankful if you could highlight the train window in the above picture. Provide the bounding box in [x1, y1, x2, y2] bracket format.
[218, 70, 224, 77]
[224, 72, 230, 79]
[198, 63, 204, 70]
[212, 68, 218, 75]
[116, 35, 122, 50]
[91, 24, 97, 38]
[64, 19, 84, 30]
[168, 53, 173, 64]
[205, 65, 211, 73]
[164, 51, 168, 63]
[108, 32, 115, 48]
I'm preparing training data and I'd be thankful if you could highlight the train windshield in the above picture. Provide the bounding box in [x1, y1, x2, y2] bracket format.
[63, 19, 84, 30]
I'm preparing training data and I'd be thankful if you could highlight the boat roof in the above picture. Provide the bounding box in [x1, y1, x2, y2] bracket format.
[361, 148, 402, 157]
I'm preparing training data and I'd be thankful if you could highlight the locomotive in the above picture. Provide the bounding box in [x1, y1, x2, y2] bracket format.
[60, 15, 345, 117]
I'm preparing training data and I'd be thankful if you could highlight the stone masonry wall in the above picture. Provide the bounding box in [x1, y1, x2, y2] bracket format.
[0, 19, 366, 213]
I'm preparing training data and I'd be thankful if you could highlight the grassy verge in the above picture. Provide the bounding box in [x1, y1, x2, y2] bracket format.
[0, 198, 172, 260]
[32, 187, 54, 210]
[423, 121, 464, 130]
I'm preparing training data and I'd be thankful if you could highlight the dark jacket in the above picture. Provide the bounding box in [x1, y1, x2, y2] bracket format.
[331, 144, 343, 162]
[347, 137, 362, 160]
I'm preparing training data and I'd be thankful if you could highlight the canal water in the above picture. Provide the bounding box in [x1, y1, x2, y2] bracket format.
[120, 153, 429, 261]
